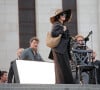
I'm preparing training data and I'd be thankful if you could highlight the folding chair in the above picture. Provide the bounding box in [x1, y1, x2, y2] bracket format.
[72, 49, 97, 84]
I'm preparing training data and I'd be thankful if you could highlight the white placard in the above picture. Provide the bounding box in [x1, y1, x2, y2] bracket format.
[16, 60, 55, 84]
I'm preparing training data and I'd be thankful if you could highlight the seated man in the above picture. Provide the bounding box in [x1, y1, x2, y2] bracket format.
[72, 35, 87, 50]
[72, 35, 91, 84]
[20, 37, 44, 61]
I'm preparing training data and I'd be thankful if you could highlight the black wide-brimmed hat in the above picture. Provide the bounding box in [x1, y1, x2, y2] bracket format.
[50, 9, 71, 24]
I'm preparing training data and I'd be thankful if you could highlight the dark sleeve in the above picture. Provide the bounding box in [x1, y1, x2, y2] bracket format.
[20, 50, 28, 60]
[51, 23, 64, 37]
[67, 38, 72, 60]
[48, 49, 53, 60]
[8, 61, 14, 83]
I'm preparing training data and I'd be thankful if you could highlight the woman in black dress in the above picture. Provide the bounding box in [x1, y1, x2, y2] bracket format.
[49, 9, 74, 84]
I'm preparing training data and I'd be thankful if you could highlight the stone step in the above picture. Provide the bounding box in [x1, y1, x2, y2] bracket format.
[0, 84, 100, 90]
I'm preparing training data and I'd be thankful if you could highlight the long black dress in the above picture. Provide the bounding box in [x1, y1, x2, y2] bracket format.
[50, 21, 74, 84]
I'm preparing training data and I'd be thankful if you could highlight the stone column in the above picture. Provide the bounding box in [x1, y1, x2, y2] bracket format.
[97, 0, 100, 59]
[0, 0, 19, 70]
[77, 0, 100, 59]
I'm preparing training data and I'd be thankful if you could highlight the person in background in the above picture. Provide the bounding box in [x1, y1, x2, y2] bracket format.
[0, 71, 8, 83]
[20, 37, 44, 61]
[16, 48, 24, 60]
[72, 34, 99, 84]
[8, 48, 24, 83]
[72, 35, 86, 50]
[92, 51, 100, 84]
[72, 35, 90, 84]
[49, 9, 74, 84]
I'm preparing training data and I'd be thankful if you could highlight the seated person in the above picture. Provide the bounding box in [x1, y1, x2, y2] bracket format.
[20, 37, 44, 61]
[72, 35, 87, 50]
[8, 48, 24, 83]
[92, 51, 100, 84]
[72, 35, 91, 65]
[72, 35, 91, 84]
[0, 71, 8, 83]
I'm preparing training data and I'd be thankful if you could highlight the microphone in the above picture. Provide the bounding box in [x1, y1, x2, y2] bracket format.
[84, 31, 93, 42]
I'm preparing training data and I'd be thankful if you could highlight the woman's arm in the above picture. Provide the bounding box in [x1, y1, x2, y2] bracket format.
[51, 22, 64, 37]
